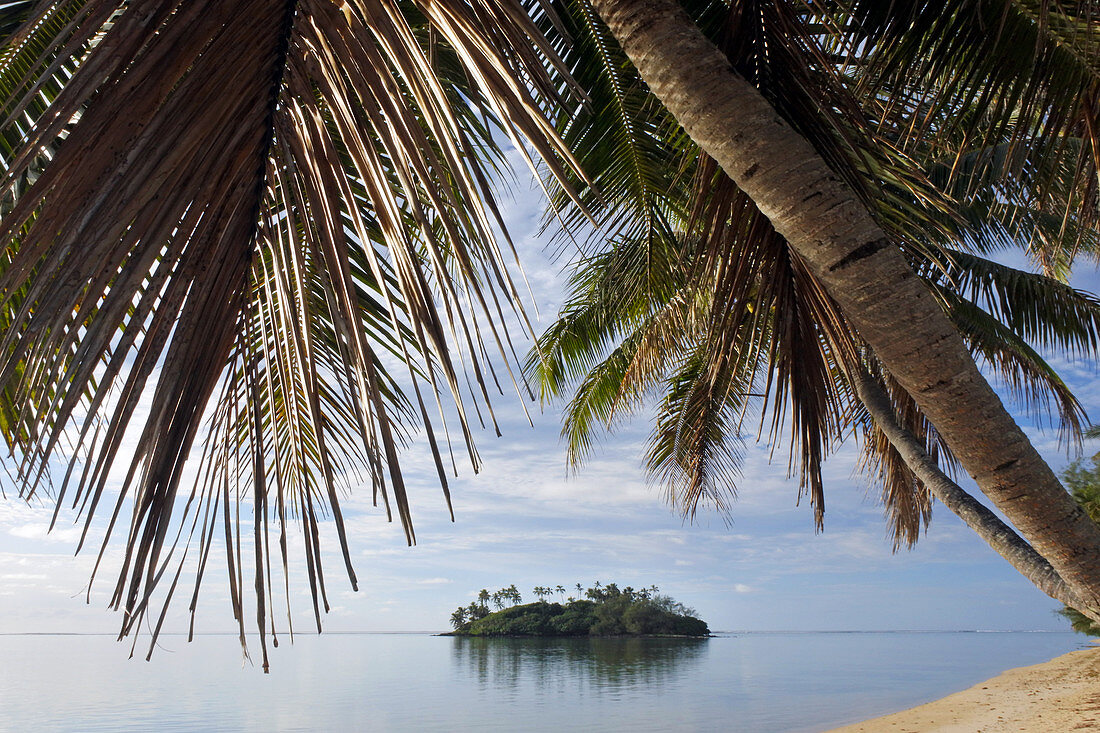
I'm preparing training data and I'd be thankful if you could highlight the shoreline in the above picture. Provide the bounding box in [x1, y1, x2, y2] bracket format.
[826, 644, 1100, 732]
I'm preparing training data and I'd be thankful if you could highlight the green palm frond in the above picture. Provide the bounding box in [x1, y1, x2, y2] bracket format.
[901, 126, 1100, 274]
[842, 0, 1100, 145]
[926, 249, 1100, 356]
[528, 229, 690, 401]
[538, 232, 705, 468]
[834, 0, 1100, 248]
[942, 293, 1088, 438]
[558, 326, 652, 468]
[539, 0, 687, 252]
[534, 198, 860, 528]
[646, 343, 745, 520]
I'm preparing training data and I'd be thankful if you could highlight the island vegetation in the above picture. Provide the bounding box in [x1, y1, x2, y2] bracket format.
[1059, 432, 1100, 637]
[446, 583, 709, 637]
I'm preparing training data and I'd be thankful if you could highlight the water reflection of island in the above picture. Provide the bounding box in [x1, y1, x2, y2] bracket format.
[450, 637, 709, 693]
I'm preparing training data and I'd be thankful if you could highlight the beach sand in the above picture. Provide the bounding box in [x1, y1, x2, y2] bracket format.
[827, 645, 1100, 732]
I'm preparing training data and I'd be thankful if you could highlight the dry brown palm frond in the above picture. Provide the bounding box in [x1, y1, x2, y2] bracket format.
[0, 0, 585, 667]
[687, 173, 860, 527]
[853, 366, 946, 550]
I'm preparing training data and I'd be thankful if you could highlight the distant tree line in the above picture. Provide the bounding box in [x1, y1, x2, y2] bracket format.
[448, 583, 709, 637]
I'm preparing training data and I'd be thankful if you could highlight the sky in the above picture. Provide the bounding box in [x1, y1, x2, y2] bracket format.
[1, 148, 1099, 650]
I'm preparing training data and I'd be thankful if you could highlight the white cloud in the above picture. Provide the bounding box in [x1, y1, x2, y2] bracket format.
[9, 523, 83, 543]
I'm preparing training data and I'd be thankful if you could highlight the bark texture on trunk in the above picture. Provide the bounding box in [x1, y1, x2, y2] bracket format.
[590, 0, 1100, 617]
[855, 371, 1081, 609]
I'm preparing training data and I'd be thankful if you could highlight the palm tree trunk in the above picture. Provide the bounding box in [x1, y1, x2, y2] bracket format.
[590, 0, 1100, 620]
[854, 370, 1082, 609]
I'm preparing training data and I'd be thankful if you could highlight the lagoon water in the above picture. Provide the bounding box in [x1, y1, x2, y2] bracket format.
[0, 631, 1088, 731]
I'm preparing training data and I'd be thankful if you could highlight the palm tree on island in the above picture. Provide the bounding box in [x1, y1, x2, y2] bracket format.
[450, 608, 468, 631]
[0, 0, 1099, 670]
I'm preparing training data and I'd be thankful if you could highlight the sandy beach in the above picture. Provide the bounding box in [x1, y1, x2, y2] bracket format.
[828, 645, 1100, 732]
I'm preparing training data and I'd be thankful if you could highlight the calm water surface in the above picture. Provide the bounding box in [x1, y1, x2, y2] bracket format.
[0, 631, 1088, 731]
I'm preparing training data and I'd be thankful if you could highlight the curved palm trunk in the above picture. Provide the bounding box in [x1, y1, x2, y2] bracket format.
[590, 0, 1100, 619]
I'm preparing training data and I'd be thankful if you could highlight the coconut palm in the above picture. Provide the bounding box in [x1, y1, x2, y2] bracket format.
[533, 0, 1100, 615]
[450, 607, 468, 629]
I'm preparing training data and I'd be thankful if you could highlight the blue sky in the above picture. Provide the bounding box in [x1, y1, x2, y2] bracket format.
[1, 153, 1099, 647]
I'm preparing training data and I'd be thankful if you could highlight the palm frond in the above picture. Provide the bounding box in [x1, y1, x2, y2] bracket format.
[527, 228, 690, 400]
[925, 249, 1100, 357]
[941, 292, 1088, 439]
[833, 0, 1100, 249]
[538, 0, 686, 253]
[646, 343, 745, 520]
[0, 0, 583, 664]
